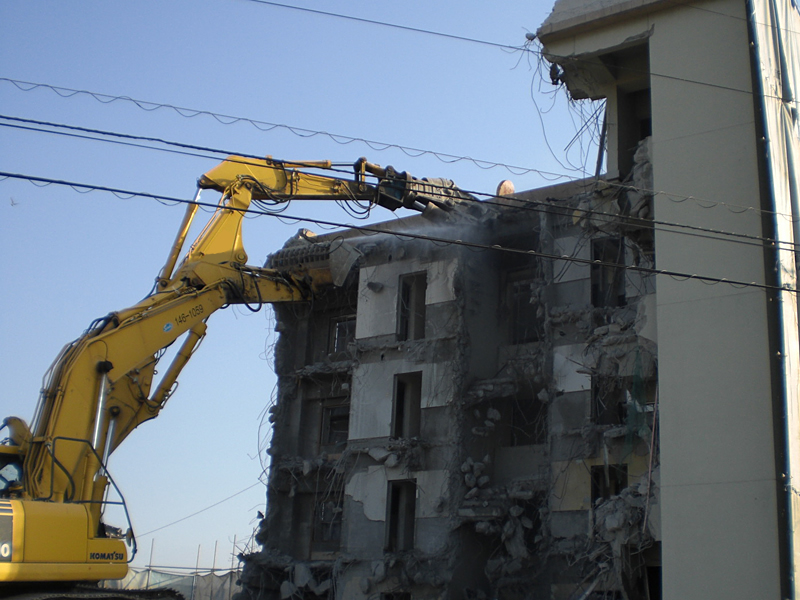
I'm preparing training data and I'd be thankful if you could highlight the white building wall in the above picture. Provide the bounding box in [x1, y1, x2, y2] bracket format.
[350, 255, 460, 441]
[540, 0, 785, 597]
[355, 257, 458, 340]
[349, 360, 456, 440]
[649, 3, 781, 597]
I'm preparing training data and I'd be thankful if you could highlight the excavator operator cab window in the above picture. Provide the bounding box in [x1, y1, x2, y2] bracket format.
[0, 455, 22, 496]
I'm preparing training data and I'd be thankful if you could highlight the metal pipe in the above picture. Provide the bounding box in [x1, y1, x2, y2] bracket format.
[83, 360, 113, 503]
[100, 406, 120, 475]
[91, 362, 113, 451]
[157, 188, 201, 288]
[151, 322, 207, 407]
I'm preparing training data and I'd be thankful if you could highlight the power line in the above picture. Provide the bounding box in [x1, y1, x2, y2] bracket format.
[138, 481, 262, 537]
[1, 111, 793, 254]
[240, 0, 527, 52]
[0, 77, 566, 179]
[0, 114, 254, 160]
[226, 4, 797, 218]
[658, 0, 800, 37]
[0, 120, 231, 163]
[0, 79, 787, 223]
[1, 170, 793, 294]
[241, 0, 799, 53]
[479, 190, 799, 253]
[2, 114, 796, 253]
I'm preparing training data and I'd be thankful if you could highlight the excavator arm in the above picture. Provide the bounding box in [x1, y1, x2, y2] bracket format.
[0, 154, 472, 591]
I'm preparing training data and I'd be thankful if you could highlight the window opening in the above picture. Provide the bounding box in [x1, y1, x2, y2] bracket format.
[598, 42, 650, 180]
[592, 377, 626, 426]
[508, 394, 547, 446]
[392, 372, 422, 439]
[646, 565, 662, 600]
[616, 88, 652, 177]
[591, 464, 628, 503]
[329, 314, 356, 354]
[320, 400, 350, 454]
[507, 268, 544, 344]
[519, 493, 546, 548]
[386, 480, 416, 552]
[0, 456, 22, 494]
[398, 272, 427, 341]
[312, 494, 343, 552]
[591, 238, 626, 308]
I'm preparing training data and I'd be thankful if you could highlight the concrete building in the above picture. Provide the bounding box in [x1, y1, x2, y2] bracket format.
[238, 170, 661, 599]
[538, 0, 800, 597]
[237, 0, 800, 598]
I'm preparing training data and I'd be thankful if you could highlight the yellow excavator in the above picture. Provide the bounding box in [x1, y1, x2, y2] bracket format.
[0, 155, 471, 599]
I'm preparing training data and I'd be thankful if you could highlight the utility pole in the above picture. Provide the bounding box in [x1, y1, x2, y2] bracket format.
[228, 536, 237, 600]
[145, 540, 154, 590]
[190, 544, 201, 600]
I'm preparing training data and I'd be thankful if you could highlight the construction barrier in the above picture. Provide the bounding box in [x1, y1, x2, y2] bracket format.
[103, 567, 242, 600]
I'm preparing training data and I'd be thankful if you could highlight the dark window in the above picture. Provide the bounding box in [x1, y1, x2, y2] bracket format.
[647, 565, 662, 600]
[598, 43, 650, 179]
[591, 238, 626, 308]
[507, 269, 544, 344]
[592, 377, 626, 425]
[329, 314, 356, 354]
[312, 495, 343, 552]
[320, 401, 350, 454]
[591, 464, 628, 503]
[392, 372, 422, 439]
[398, 273, 427, 341]
[386, 480, 416, 552]
[517, 492, 546, 548]
[508, 395, 547, 446]
[617, 88, 652, 177]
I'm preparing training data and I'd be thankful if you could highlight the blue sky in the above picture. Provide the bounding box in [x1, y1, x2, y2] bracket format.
[0, 0, 600, 570]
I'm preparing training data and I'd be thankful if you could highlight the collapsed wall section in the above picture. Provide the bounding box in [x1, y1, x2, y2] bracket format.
[238, 175, 661, 599]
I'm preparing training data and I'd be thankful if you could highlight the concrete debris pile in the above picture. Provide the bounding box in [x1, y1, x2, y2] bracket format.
[357, 554, 452, 595]
[278, 562, 333, 599]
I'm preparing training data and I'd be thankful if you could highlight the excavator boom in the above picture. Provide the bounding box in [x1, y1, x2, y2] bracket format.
[0, 154, 472, 596]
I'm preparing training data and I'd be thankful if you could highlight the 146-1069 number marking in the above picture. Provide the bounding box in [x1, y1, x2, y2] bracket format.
[174, 304, 204, 326]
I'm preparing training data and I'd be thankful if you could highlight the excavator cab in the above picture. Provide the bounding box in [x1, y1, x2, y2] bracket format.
[0, 451, 22, 495]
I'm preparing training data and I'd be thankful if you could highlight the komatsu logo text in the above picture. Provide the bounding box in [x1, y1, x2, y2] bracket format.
[89, 552, 124, 561]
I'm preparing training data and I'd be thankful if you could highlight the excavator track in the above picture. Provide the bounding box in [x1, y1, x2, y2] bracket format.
[0, 584, 185, 600]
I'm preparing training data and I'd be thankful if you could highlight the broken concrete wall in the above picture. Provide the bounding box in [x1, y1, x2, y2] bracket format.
[356, 255, 459, 340]
[348, 360, 457, 440]
[238, 179, 660, 600]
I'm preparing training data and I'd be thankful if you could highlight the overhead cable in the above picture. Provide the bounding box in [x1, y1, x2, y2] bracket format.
[138, 481, 262, 537]
[0, 80, 785, 221]
[0, 114, 258, 160]
[240, 0, 526, 52]
[240, 0, 798, 52]
[0, 78, 553, 178]
[1, 170, 794, 295]
[2, 115, 796, 253]
[657, 0, 800, 36]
